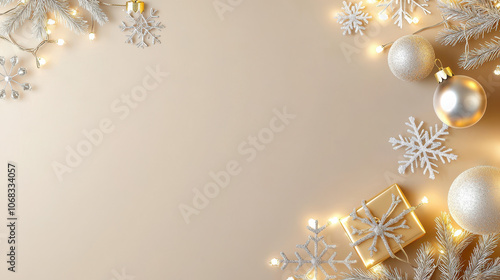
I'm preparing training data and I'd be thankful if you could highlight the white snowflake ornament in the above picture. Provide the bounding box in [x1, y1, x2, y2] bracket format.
[0, 56, 31, 100]
[120, 8, 165, 48]
[336, 1, 372, 36]
[377, 0, 430, 28]
[389, 116, 457, 180]
[272, 220, 356, 280]
[349, 194, 413, 259]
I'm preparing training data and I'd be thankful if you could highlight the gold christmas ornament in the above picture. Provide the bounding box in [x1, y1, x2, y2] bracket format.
[448, 166, 500, 235]
[387, 35, 435, 82]
[126, 0, 145, 14]
[433, 61, 487, 128]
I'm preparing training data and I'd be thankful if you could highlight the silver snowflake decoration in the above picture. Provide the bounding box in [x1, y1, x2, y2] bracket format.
[349, 194, 413, 258]
[389, 116, 457, 180]
[0, 56, 31, 100]
[377, 0, 430, 28]
[120, 8, 165, 48]
[335, 1, 372, 35]
[273, 220, 356, 280]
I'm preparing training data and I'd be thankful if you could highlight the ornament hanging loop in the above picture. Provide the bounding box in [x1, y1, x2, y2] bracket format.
[434, 58, 444, 71]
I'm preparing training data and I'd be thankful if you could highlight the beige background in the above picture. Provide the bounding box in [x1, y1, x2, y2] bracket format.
[0, 0, 499, 279]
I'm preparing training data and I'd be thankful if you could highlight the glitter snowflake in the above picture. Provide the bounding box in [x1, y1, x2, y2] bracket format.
[120, 8, 165, 48]
[335, 1, 372, 35]
[349, 194, 413, 258]
[377, 0, 431, 28]
[273, 220, 356, 280]
[0, 56, 31, 100]
[389, 116, 457, 180]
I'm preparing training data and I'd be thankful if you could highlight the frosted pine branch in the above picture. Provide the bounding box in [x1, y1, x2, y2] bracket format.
[0, 0, 112, 40]
[78, 0, 108, 25]
[436, 213, 474, 280]
[459, 36, 500, 69]
[463, 234, 500, 280]
[413, 243, 436, 280]
[0, 0, 15, 6]
[438, 0, 500, 46]
[437, 0, 500, 69]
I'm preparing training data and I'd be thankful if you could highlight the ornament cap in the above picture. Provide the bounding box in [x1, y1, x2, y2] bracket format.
[126, 0, 144, 14]
[434, 59, 454, 83]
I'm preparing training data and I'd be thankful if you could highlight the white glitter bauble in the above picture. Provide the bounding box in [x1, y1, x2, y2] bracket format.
[448, 166, 500, 234]
[388, 35, 435, 82]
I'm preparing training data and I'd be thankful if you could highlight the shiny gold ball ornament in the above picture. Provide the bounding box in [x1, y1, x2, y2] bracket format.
[448, 166, 500, 235]
[387, 35, 435, 81]
[433, 64, 487, 128]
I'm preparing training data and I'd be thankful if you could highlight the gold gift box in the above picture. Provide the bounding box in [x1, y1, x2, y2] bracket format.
[340, 184, 425, 268]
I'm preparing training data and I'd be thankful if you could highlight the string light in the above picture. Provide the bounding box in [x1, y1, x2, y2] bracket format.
[421, 196, 429, 204]
[328, 217, 339, 225]
[412, 17, 419, 24]
[47, 18, 56, 25]
[89, 32, 96, 40]
[56, 39, 65, 46]
[46, 29, 51, 35]
[70, 8, 77, 16]
[453, 229, 463, 237]
[494, 65, 500, 75]
[371, 264, 383, 273]
[376, 45, 385, 53]
[269, 258, 280, 267]
[287, 277, 294, 280]
[379, 13, 388, 20]
[366, 259, 375, 266]
[37, 57, 46, 66]
[308, 219, 317, 229]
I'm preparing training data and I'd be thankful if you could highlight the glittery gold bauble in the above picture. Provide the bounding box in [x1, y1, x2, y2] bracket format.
[448, 166, 500, 235]
[387, 35, 435, 82]
[433, 71, 487, 128]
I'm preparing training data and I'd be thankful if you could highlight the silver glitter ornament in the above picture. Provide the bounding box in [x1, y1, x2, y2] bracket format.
[387, 35, 435, 82]
[433, 65, 487, 128]
[448, 166, 500, 235]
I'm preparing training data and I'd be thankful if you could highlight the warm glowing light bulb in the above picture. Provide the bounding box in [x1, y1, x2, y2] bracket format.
[47, 19, 56, 25]
[308, 219, 317, 229]
[454, 229, 463, 237]
[495, 65, 500, 75]
[376, 45, 384, 53]
[37, 57, 46, 66]
[287, 277, 294, 280]
[70, 8, 77, 15]
[56, 39, 65, 46]
[328, 217, 339, 224]
[421, 196, 429, 204]
[412, 17, 419, 24]
[46, 29, 52, 35]
[439, 249, 445, 254]
[270, 258, 280, 267]
[366, 259, 375, 266]
[89, 32, 96, 40]
[372, 264, 382, 273]
[379, 13, 388, 20]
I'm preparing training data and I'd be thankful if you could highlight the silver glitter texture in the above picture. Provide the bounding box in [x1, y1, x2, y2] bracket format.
[448, 166, 500, 235]
[388, 35, 435, 82]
